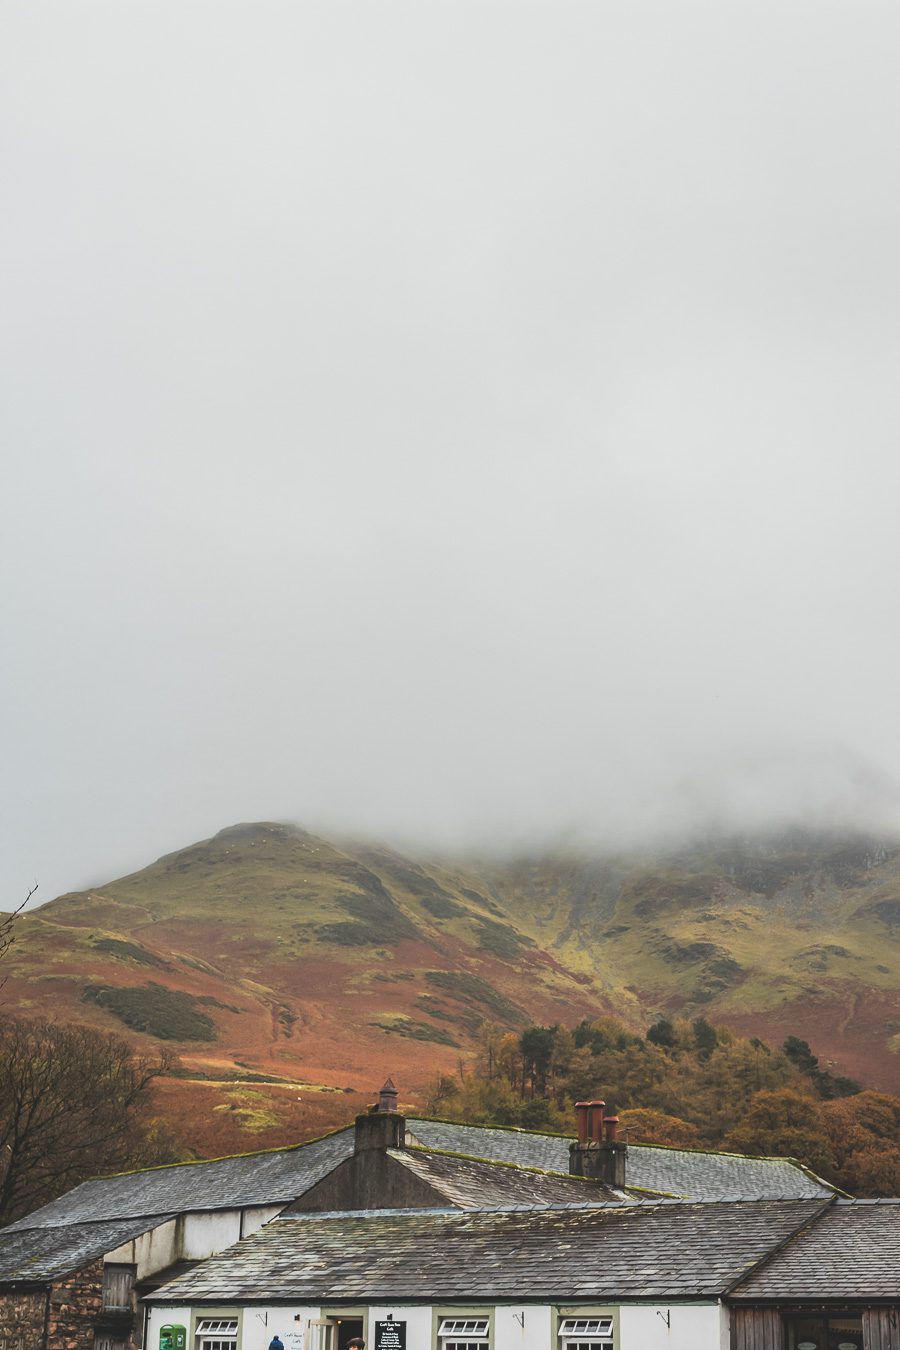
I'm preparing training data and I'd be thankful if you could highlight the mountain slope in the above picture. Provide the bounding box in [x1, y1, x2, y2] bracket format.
[5, 822, 900, 1151]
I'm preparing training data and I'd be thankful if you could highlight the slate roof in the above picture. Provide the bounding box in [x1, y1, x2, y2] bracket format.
[149, 1199, 828, 1303]
[0, 1215, 175, 1286]
[1, 1113, 832, 1239]
[406, 1119, 834, 1200]
[730, 1200, 900, 1302]
[390, 1147, 625, 1208]
[2, 1132, 354, 1230]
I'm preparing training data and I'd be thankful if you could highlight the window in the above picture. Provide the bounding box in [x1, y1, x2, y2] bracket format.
[555, 1311, 616, 1350]
[196, 1319, 239, 1350]
[786, 1316, 863, 1350]
[101, 1265, 135, 1311]
[437, 1318, 490, 1350]
[558, 1318, 614, 1350]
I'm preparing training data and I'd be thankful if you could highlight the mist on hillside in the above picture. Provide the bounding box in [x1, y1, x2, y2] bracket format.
[3, 3, 900, 903]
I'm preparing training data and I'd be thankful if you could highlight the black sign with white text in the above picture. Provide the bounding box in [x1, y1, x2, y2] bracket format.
[374, 1322, 406, 1350]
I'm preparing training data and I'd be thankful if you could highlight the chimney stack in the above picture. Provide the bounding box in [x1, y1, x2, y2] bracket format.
[354, 1078, 405, 1153]
[378, 1077, 399, 1113]
[569, 1099, 627, 1189]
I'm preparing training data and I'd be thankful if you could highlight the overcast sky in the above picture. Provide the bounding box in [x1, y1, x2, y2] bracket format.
[3, 2, 900, 904]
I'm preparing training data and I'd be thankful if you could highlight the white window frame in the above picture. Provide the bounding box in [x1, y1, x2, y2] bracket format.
[193, 1309, 241, 1350]
[558, 1317, 614, 1350]
[434, 1309, 492, 1350]
[555, 1308, 617, 1350]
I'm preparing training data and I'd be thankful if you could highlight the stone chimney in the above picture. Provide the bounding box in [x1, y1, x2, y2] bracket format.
[354, 1077, 405, 1153]
[569, 1099, 627, 1189]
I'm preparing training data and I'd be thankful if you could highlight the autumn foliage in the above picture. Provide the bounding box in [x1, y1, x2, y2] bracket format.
[426, 1015, 900, 1196]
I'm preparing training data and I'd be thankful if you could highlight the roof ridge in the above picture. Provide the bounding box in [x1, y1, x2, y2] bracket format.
[85, 1124, 351, 1182]
[276, 1195, 821, 1219]
[409, 1116, 836, 1176]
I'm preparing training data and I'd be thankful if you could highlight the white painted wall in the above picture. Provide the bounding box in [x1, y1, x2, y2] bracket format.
[242, 1207, 284, 1237]
[495, 1303, 551, 1350]
[137, 1220, 181, 1280]
[147, 1305, 193, 1350]
[179, 1210, 244, 1260]
[105, 1217, 179, 1281]
[105, 1207, 283, 1284]
[148, 1301, 727, 1350]
[619, 1302, 726, 1350]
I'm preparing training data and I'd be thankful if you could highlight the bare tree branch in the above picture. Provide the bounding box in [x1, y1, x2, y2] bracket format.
[0, 883, 37, 990]
[0, 1017, 179, 1223]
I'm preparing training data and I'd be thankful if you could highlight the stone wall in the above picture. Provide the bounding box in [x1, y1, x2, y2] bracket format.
[46, 1259, 104, 1350]
[0, 1288, 46, 1350]
[0, 1259, 133, 1350]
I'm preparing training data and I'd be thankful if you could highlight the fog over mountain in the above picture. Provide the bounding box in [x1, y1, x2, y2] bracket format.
[3, 2, 900, 902]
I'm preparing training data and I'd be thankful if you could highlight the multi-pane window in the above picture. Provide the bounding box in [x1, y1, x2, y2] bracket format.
[558, 1316, 615, 1350]
[437, 1317, 490, 1350]
[785, 1316, 863, 1350]
[196, 1318, 239, 1350]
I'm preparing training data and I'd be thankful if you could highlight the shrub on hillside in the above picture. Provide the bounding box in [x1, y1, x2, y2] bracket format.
[81, 982, 217, 1042]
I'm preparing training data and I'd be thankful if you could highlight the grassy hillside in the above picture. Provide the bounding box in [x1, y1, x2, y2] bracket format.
[5, 821, 900, 1155]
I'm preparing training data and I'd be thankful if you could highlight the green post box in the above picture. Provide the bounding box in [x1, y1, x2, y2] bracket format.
[161, 1325, 187, 1350]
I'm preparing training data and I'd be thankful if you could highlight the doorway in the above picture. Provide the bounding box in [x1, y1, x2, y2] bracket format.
[333, 1319, 364, 1350]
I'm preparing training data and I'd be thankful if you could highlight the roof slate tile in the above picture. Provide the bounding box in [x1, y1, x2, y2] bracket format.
[149, 1199, 828, 1303]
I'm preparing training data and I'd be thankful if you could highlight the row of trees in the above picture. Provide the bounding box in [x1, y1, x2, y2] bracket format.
[426, 1015, 900, 1197]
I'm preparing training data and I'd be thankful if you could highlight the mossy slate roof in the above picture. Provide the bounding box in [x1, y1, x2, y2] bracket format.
[2, 1132, 355, 1230]
[1, 1115, 832, 1235]
[406, 1120, 834, 1200]
[0, 1215, 175, 1285]
[390, 1147, 624, 1207]
[148, 1199, 828, 1303]
[730, 1200, 900, 1302]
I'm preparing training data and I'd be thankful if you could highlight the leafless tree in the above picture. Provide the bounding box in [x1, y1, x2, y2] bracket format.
[0, 1019, 176, 1223]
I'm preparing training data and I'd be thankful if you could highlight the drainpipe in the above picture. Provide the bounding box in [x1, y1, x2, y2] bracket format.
[41, 1286, 51, 1350]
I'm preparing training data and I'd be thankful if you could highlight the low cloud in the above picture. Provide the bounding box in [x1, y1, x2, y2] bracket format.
[2, 2, 900, 901]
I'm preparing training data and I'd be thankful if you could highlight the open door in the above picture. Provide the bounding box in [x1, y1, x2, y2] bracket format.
[304, 1321, 333, 1350]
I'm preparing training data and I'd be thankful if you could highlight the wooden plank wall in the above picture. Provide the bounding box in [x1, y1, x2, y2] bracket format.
[863, 1310, 900, 1350]
[731, 1308, 785, 1350]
